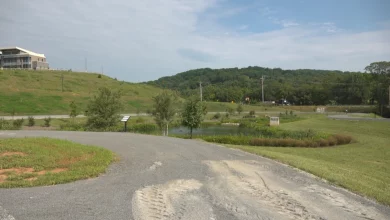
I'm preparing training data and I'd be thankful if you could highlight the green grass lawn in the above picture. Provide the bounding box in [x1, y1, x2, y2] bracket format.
[0, 137, 115, 187]
[224, 115, 390, 205]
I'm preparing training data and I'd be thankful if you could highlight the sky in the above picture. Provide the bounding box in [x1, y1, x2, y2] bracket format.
[1, 0, 389, 82]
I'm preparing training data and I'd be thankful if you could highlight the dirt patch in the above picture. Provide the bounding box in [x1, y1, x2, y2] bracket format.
[25, 177, 38, 182]
[0, 168, 34, 174]
[0, 152, 27, 157]
[36, 168, 68, 175]
[0, 167, 68, 183]
[0, 175, 7, 183]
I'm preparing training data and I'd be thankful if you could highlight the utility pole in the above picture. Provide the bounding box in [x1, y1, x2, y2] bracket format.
[101, 66, 104, 75]
[261, 75, 265, 103]
[61, 73, 64, 92]
[85, 58, 88, 72]
[199, 81, 203, 102]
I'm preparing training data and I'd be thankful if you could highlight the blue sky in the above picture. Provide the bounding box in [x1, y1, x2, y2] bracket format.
[1, 0, 389, 82]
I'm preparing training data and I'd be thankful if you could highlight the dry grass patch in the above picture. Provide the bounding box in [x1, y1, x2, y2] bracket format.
[0, 152, 27, 157]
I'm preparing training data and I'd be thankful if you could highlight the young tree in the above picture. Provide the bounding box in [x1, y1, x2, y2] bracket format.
[152, 91, 178, 136]
[86, 87, 123, 129]
[181, 97, 207, 139]
[27, 116, 35, 127]
[226, 107, 235, 115]
[69, 101, 78, 120]
[237, 104, 243, 115]
[44, 117, 51, 127]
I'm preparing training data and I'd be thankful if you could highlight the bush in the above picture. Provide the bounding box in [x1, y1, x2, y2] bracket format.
[243, 115, 256, 118]
[128, 123, 158, 134]
[248, 134, 353, 148]
[0, 118, 11, 130]
[43, 117, 51, 127]
[212, 112, 221, 120]
[97, 74, 102, 78]
[202, 135, 251, 145]
[249, 110, 255, 116]
[28, 116, 35, 127]
[226, 107, 235, 115]
[13, 119, 24, 129]
[59, 121, 86, 131]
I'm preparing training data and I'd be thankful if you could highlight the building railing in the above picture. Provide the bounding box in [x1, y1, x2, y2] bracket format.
[0, 54, 32, 58]
[2, 62, 32, 66]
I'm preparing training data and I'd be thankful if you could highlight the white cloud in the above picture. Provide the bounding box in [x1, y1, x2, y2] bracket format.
[0, 0, 389, 82]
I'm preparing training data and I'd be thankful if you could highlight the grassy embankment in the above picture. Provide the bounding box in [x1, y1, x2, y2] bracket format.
[0, 69, 164, 115]
[0, 137, 114, 187]
[224, 115, 390, 205]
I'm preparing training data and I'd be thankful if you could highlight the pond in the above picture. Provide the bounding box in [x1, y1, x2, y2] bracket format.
[169, 125, 257, 136]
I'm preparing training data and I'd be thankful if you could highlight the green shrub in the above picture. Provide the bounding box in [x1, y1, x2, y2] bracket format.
[212, 112, 221, 120]
[13, 119, 24, 129]
[43, 117, 51, 127]
[59, 121, 86, 131]
[0, 118, 11, 130]
[28, 116, 35, 127]
[243, 115, 256, 118]
[249, 110, 255, 116]
[202, 135, 251, 145]
[248, 134, 353, 148]
[128, 123, 158, 134]
[226, 107, 235, 115]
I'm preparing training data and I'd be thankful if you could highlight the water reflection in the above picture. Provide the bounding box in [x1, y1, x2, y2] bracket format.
[169, 126, 257, 136]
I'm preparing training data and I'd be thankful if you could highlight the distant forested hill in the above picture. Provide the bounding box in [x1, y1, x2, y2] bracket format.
[148, 66, 385, 106]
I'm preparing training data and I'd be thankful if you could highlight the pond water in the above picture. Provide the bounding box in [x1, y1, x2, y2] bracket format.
[169, 125, 257, 136]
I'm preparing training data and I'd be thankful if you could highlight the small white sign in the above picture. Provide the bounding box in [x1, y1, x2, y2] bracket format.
[269, 117, 280, 126]
[121, 116, 130, 122]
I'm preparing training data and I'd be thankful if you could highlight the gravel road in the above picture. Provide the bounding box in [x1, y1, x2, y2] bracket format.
[1, 131, 389, 220]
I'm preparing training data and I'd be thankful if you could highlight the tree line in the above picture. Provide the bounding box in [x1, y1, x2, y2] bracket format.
[148, 62, 390, 106]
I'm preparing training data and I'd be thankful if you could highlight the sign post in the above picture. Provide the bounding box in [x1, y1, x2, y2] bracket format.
[121, 116, 130, 132]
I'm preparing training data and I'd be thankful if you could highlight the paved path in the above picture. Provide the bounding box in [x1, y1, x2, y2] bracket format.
[1, 131, 390, 220]
[328, 114, 390, 121]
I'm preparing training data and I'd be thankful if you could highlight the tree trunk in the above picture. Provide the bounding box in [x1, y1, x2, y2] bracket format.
[166, 123, 169, 136]
[190, 127, 193, 139]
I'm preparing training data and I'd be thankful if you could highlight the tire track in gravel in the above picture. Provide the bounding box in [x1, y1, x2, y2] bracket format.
[204, 160, 324, 220]
[304, 185, 383, 220]
[132, 179, 215, 220]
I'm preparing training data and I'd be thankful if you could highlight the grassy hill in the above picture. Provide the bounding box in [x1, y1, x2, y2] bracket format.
[0, 69, 164, 115]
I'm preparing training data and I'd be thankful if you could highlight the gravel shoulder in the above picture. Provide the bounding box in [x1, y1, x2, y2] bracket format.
[1, 131, 390, 220]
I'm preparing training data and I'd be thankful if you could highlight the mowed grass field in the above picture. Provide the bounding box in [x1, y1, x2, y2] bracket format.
[226, 115, 390, 205]
[0, 69, 165, 115]
[0, 137, 114, 187]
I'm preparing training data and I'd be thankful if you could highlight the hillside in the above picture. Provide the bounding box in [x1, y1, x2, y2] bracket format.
[0, 69, 164, 115]
[148, 66, 385, 106]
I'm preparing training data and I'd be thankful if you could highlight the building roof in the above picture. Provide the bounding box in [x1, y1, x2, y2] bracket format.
[0, 47, 46, 58]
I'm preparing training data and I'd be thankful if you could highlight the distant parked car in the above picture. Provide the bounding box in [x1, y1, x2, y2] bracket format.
[276, 99, 290, 106]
